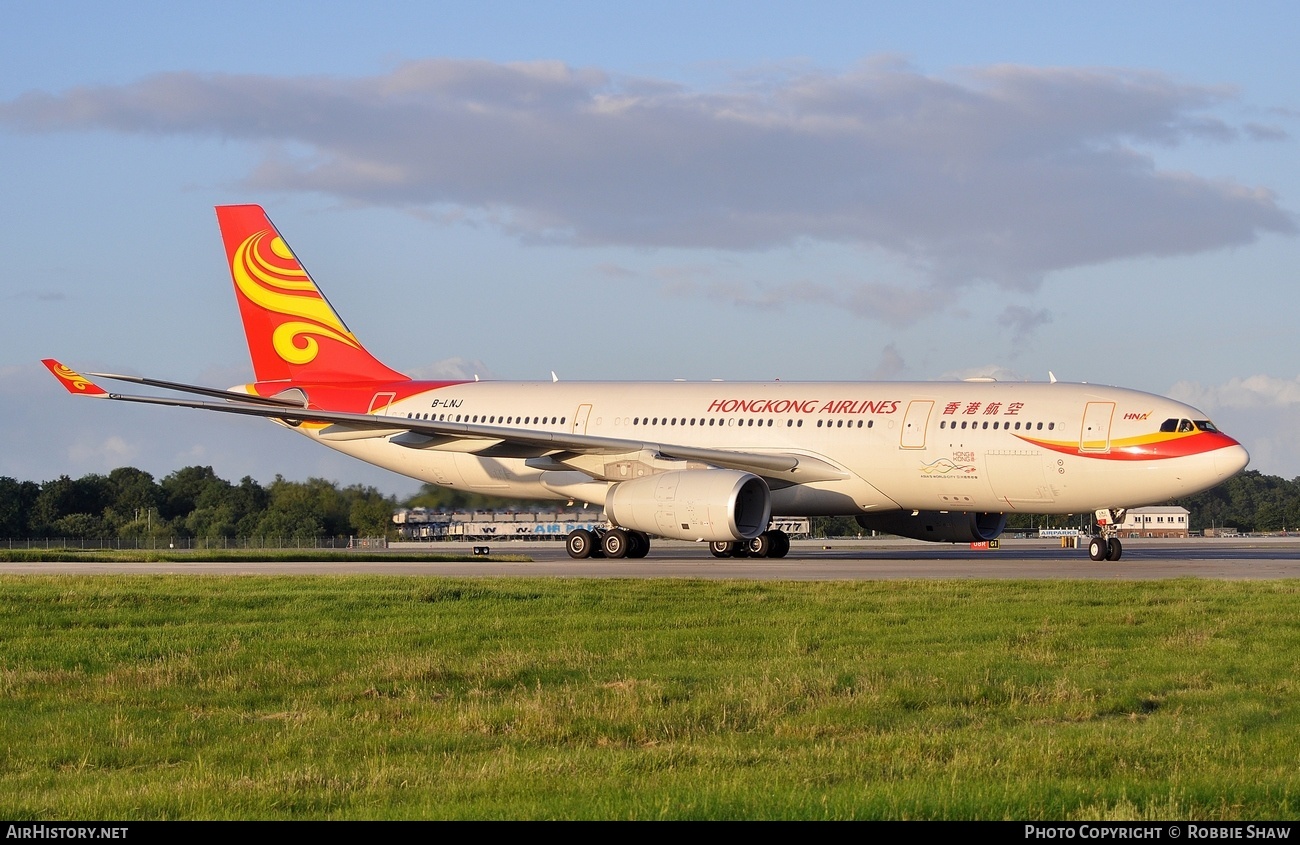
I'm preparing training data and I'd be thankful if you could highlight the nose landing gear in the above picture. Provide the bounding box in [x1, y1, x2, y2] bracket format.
[1088, 508, 1125, 561]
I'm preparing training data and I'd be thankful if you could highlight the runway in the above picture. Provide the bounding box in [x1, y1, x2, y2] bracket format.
[3, 538, 1298, 579]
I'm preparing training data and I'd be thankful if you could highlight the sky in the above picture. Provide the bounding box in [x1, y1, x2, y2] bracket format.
[1, 1, 1298, 497]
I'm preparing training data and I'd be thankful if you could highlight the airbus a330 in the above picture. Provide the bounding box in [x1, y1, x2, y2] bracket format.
[45, 205, 1250, 561]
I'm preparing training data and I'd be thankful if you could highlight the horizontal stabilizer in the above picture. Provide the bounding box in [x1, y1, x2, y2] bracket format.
[85, 371, 307, 408]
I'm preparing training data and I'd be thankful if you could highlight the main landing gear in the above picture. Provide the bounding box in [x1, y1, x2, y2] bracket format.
[1087, 508, 1126, 561]
[565, 527, 651, 560]
[708, 529, 791, 559]
[564, 527, 791, 559]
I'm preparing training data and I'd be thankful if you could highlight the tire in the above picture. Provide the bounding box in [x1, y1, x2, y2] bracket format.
[628, 531, 651, 558]
[602, 528, 630, 559]
[1107, 537, 1123, 561]
[566, 529, 595, 559]
[748, 532, 773, 558]
[1088, 536, 1107, 561]
[709, 541, 733, 558]
[769, 530, 790, 559]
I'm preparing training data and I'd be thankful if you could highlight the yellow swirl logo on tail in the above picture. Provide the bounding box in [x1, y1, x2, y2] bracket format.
[41, 359, 107, 396]
[231, 229, 362, 366]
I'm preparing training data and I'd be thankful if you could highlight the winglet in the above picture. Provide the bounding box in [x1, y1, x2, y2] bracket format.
[41, 359, 109, 397]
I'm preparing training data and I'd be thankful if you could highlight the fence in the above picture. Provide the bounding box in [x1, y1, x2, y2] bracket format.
[3, 537, 383, 551]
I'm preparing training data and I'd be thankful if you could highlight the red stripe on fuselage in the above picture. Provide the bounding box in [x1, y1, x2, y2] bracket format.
[1018, 430, 1242, 461]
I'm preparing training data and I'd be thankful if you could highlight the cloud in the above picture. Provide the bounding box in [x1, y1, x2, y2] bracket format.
[1168, 375, 1300, 480]
[68, 435, 139, 467]
[998, 305, 1053, 345]
[870, 343, 906, 380]
[1168, 374, 1300, 409]
[2, 58, 1292, 292]
[405, 357, 496, 381]
[661, 270, 940, 323]
[1244, 122, 1289, 142]
[938, 365, 1031, 382]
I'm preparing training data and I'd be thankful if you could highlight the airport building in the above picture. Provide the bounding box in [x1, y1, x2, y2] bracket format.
[392, 508, 606, 540]
[1117, 506, 1191, 538]
[392, 508, 811, 541]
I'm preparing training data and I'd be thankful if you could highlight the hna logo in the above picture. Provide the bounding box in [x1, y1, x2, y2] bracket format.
[1123, 411, 1153, 420]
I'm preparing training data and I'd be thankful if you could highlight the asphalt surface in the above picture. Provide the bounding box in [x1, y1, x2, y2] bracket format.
[3, 538, 1298, 579]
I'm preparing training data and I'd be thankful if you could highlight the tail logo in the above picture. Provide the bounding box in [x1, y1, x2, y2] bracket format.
[232, 229, 362, 366]
[42, 359, 107, 396]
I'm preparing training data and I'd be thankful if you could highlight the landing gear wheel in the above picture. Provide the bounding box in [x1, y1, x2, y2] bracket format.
[729, 541, 750, 558]
[627, 531, 651, 559]
[602, 528, 631, 559]
[768, 530, 790, 559]
[747, 532, 773, 558]
[566, 528, 595, 559]
[1107, 537, 1123, 561]
[1088, 536, 1107, 561]
[709, 541, 733, 558]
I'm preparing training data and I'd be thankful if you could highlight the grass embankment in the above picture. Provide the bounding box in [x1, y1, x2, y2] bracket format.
[1, 576, 1298, 819]
[0, 549, 529, 563]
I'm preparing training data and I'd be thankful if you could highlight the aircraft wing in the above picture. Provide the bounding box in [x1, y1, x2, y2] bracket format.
[42, 360, 848, 483]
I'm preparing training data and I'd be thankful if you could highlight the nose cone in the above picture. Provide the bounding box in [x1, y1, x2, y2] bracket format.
[1215, 441, 1250, 480]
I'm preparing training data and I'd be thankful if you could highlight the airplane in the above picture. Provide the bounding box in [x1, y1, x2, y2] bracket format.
[44, 204, 1250, 562]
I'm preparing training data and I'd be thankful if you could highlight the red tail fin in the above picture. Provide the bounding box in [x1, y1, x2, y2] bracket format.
[215, 205, 407, 384]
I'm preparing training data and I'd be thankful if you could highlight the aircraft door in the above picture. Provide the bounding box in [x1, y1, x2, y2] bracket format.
[900, 400, 934, 449]
[572, 404, 592, 435]
[1080, 402, 1115, 453]
[367, 392, 396, 415]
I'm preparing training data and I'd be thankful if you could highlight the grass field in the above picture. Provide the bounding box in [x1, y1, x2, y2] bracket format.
[1, 575, 1298, 819]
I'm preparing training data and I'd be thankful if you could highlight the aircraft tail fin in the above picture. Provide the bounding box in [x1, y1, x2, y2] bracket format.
[215, 205, 407, 384]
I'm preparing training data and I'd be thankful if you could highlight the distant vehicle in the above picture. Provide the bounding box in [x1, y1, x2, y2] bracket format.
[45, 205, 1249, 562]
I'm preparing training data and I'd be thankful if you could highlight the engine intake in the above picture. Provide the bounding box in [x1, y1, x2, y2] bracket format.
[855, 510, 1006, 543]
[605, 469, 771, 542]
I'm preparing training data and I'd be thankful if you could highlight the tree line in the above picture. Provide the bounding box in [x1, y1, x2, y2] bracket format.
[0, 466, 397, 541]
[2, 466, 1297, 541]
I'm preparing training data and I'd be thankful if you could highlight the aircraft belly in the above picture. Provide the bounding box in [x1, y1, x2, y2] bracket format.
[770, 480, 891, 517]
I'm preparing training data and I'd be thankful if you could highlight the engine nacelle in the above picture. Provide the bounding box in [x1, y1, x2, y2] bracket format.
[605, 469, 771, 542]
[855, 510, 1007, 543]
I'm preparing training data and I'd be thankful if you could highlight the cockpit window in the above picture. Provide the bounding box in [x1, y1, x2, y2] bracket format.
[1178, 419, 1195, 433]
[1160, 418, 1178, 433]
[1194, 420, 1219, 433]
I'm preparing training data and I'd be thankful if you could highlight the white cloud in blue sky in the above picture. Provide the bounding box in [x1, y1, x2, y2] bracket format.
[4, 59, 1290, 294]
[1, 1, 1298, 492]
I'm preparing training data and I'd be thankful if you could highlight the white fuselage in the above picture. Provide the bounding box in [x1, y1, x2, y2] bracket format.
[290, 379, 1248, 517]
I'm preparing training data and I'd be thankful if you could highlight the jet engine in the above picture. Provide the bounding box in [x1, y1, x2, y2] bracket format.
[855, 510, 1007, 543]
[605, 469, 771, 542]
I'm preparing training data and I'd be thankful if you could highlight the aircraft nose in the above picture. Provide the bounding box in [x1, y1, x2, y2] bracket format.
[1215, 441, 1250, 479]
